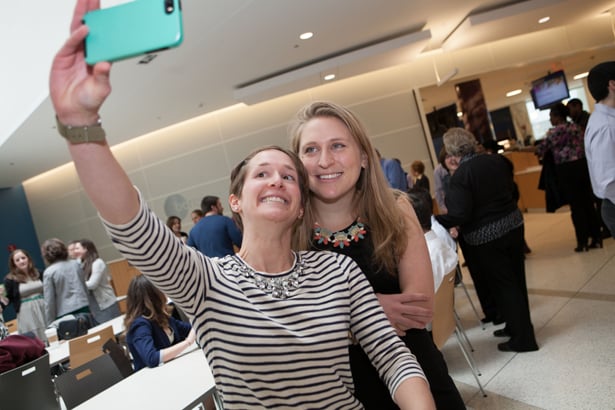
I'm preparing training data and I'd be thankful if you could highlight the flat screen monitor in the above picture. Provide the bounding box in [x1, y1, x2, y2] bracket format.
[530, 70, 569, 110]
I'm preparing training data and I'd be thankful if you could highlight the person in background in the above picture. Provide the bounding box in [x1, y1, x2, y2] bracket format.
[166, 216, 188, 244]
[433, 148, 453, 215]
[376, 149, 409, 191]
[436, 128, 538, 353]
[407, 188, 457, 293]
[535, 103, 602, 251]
[124, 275, 195, 371]
[410, 160, 430, 193]
[187, 195, 242, 257]
[41, 238, 90, 324]
[191, 209, 204, 225]
[585, 61, 615, 238]
[291, 101, 463, 409]
[4, 249, 47, 340]
[73, 239, 121, 323]
[48, 4, 433, 407]
[482, 140, 533, 255]
[67, 240, 80, 259]
[566, 98, 590, 134]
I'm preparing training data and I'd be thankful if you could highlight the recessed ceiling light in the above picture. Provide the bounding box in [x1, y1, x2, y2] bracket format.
[573, 72, 589, 80]
[506, 89, 522, 97]
[538, 16, 550, 24]
[299, 32, 313, 40]
[323, 74, 336, 81]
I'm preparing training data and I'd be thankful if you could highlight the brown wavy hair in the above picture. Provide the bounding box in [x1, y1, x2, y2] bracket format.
[289, 101, 408, 274]
[124, 275, 169, 334]
[7, 249, 40, 283]
[41, 238, 68, 265]
[77, 239, 100, 281]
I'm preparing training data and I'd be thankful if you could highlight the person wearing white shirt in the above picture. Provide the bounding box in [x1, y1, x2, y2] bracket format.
[585, 61, 615, 238]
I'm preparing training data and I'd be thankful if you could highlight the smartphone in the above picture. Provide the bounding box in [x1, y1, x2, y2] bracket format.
[83, 0, 184, 65]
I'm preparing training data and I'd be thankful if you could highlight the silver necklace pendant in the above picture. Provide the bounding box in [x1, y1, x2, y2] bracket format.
[236, 253, 304, 299]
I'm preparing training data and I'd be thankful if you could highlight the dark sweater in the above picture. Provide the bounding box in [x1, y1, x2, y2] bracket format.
[436, 153, 517, 234]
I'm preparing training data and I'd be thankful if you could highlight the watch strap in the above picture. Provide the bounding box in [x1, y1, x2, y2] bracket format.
[56, 116, 106, 143]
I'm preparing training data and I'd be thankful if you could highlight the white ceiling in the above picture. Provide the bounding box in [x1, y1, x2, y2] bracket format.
[1, 0, 614, 188]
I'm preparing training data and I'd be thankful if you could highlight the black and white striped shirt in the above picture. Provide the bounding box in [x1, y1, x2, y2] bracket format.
[102, 194, 425, 409]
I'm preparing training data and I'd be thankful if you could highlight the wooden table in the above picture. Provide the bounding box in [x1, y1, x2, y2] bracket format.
[74, 347, 219, 410]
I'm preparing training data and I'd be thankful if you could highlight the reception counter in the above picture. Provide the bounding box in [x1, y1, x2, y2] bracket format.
[503, 151, 545, 211]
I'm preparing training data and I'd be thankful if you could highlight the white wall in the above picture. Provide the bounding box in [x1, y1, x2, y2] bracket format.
[23, 63, 431, 262]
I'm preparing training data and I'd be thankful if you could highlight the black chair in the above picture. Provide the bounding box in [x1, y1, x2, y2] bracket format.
[102, 338, 134, 378]
[54, 353, 124, 409]
[0, 351, 60, 410]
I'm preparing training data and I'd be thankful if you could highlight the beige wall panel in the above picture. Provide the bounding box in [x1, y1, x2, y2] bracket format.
[29, 191, 88, 239]
[373, 126, 430, 168]
[137, 117, 223, 166]
[111, 140, 142, 173]
[223, 125, 290, 167]
[351, 93, 420, 137]
[217, 92, 311, 139]
[23, 163, 79, 204]
[78, 191, 98, 219]
[143, 144, 230, 199]
[126, 170, 152, 200]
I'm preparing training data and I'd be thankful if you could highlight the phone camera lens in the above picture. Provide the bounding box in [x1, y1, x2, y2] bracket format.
[164, 0, 174, 14]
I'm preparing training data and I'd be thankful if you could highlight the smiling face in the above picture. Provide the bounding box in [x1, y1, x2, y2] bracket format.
[12, 251, 30, 273]
[229, 149, 304, 229]
[297, 116, 367, 205]
[72, 242, 86, 259]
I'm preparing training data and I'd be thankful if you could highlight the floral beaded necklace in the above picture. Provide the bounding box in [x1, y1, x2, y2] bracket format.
[313, 219, 367, 249]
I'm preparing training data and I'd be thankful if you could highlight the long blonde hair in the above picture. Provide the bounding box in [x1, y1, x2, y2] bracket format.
[289, 101, 408, 274]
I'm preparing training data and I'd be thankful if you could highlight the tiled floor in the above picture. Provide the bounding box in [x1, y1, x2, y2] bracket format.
[443, 209, 615, 410]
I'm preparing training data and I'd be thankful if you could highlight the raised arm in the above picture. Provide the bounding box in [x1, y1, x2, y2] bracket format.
[49, 0, 138, 224]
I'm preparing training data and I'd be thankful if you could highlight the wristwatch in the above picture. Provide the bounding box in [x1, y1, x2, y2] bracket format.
[55, 116, 106, 143]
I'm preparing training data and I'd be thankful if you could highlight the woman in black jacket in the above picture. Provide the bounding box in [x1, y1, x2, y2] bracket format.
[436, 128, 538, 353]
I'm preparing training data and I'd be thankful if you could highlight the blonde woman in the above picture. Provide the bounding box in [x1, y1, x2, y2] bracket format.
[291, 101, 464, 409]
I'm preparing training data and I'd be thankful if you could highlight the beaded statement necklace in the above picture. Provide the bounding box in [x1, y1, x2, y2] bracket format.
[313, 219, 366, 249]
[234, 253, 305, 299]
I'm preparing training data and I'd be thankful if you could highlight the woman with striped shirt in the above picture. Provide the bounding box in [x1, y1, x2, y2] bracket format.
[47, 2, 434, 408]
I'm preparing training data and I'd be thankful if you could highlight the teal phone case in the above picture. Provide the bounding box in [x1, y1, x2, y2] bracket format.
[83, 0, 183, 65]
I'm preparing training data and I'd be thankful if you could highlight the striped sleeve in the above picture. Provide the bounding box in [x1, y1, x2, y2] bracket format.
[99, 189, 210, 321]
